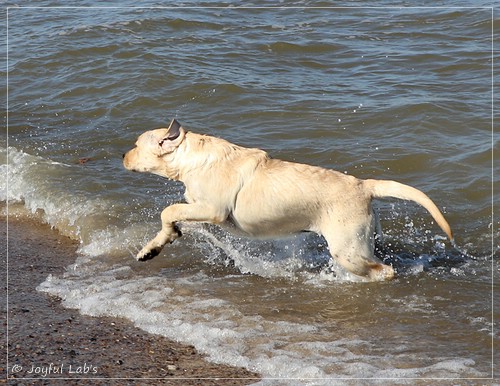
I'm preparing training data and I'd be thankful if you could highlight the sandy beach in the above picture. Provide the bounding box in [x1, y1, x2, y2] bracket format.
[1, 215, 260, 385]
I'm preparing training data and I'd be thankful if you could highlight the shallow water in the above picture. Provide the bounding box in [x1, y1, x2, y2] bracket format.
[3, 2, 498, 383]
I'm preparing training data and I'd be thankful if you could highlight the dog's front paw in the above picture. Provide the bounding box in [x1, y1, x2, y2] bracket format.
[136, 225, 182, 262]
[136, 246, 162, 261]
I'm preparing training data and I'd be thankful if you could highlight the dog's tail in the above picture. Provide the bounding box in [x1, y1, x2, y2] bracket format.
[365, 179, 453, 241]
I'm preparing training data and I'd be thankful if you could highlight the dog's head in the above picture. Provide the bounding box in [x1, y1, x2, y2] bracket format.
[123, 118, 186, 177]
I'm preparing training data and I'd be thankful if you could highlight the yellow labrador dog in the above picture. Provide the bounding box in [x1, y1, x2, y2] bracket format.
[123, 119, 453, 281]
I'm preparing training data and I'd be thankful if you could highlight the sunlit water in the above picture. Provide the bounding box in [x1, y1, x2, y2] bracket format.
[3, 2, 498, 383]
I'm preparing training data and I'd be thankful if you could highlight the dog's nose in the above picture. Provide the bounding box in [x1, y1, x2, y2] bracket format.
[122, 153, 126, 159]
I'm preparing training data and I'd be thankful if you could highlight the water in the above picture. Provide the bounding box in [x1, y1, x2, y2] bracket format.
[3, 2, 498, 383]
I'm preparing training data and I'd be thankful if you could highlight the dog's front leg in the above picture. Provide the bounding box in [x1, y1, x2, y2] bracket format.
[137, 203, 227, 261]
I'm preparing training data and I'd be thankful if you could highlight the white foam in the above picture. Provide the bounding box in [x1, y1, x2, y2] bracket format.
[77, 222, 153, 257]
[38, 259, 484, 382]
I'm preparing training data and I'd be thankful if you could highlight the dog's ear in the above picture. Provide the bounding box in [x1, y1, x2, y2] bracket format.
[157, 119, 185, 155]
[166, 119, 181, 140]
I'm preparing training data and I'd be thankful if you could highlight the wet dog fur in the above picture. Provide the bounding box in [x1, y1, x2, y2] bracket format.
[123, 119, 453, 281]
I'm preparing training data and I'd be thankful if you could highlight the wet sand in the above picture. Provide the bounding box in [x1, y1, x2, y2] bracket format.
[1, 215, 260, 385]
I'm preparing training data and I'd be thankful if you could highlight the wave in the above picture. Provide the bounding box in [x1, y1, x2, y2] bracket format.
[1, 147, 153, 256]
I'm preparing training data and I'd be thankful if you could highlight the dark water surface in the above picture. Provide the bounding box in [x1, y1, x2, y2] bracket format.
[3, 2, 498, 383]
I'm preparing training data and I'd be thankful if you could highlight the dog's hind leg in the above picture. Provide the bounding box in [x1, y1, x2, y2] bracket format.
[320, 218, 394, 281]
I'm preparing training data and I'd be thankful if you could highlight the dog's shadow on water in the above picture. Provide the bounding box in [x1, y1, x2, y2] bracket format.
[374, 239, 471, 278]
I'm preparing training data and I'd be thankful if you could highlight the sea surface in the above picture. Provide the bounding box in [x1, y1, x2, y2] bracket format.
[2, 1, 498, 384]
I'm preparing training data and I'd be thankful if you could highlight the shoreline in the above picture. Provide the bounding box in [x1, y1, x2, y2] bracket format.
[1, 215, 260, 385]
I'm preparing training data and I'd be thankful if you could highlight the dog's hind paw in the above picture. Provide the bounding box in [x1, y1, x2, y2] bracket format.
[367, 263, 395, 281]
